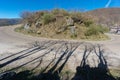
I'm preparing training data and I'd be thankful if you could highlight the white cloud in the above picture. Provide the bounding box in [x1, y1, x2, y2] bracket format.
[105, 0, 112, 8]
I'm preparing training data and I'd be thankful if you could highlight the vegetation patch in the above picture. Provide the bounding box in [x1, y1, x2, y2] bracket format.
[17, 9, 109, 40]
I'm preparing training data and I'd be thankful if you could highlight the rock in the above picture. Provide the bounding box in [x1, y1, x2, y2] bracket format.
[35, 20, 42, 28]
[37, 31, 41, 34]
[66, 17, 74, 26]
[70, 26, 76, 34]
[57, 26, 67, 33]
[24, 23, 30, 30]
[116, 30, 120, 34]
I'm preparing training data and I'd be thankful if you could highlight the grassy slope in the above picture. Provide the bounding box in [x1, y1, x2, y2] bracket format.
[17, 9, 109, 40]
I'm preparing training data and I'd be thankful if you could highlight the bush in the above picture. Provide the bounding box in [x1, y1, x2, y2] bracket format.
[98, 25, 109, 33]
[15, 26, 24, 32]
[85, 25, 107, 36]
[52, 9, 69, 16]
[84, 19, 93, 27]
[42, 13, 56, 24]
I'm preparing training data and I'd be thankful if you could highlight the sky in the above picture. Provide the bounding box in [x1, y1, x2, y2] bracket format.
[0, 0, 120, 18]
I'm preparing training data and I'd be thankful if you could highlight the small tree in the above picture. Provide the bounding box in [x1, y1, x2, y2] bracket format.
[20, 11, 34, 23]
[20, 11, 34, 19]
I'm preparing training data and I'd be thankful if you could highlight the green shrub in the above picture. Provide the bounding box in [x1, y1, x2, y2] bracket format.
[15, 26, 24, 32]
[52, 9, 69, 16]
[84, 19, 93, 27]
[42, 13, 56, 24]
[85, 25, 107, 36]
[99, 25, 109, 33]
[27, 29, 34, 33]
[71, 34, 77, 38]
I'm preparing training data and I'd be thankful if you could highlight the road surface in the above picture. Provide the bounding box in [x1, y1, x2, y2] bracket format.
[0, 25, 120, 71]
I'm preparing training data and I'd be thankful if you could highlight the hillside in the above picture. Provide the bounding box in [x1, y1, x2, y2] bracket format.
[0, 18, 21, 26]
[85, 8, 120, 27]
[16, 9, 108, 40]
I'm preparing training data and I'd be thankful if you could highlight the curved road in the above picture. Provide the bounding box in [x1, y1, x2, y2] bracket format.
[1, 25, 120, 53]
[0, 25, 50, 53]
[0, 25, 120, 69]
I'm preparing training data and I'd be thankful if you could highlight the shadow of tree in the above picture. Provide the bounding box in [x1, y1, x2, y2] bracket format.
[0, 41, 59, 69]
[72, 44, 116, 80]
[36, 42, 80, 80]
[0, 41, 80, 80]
[0, 41, 119, 80]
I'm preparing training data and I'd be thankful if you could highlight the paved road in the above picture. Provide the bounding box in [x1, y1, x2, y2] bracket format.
[0, 25, 47, 53]
[0, 25, 120, 70]
[1, 25, 120, 53]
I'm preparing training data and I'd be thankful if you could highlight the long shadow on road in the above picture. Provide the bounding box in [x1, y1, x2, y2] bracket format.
[0, 41, 120, 80]
[72, 44, 116, 80]
[0, 41, 56, 68]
